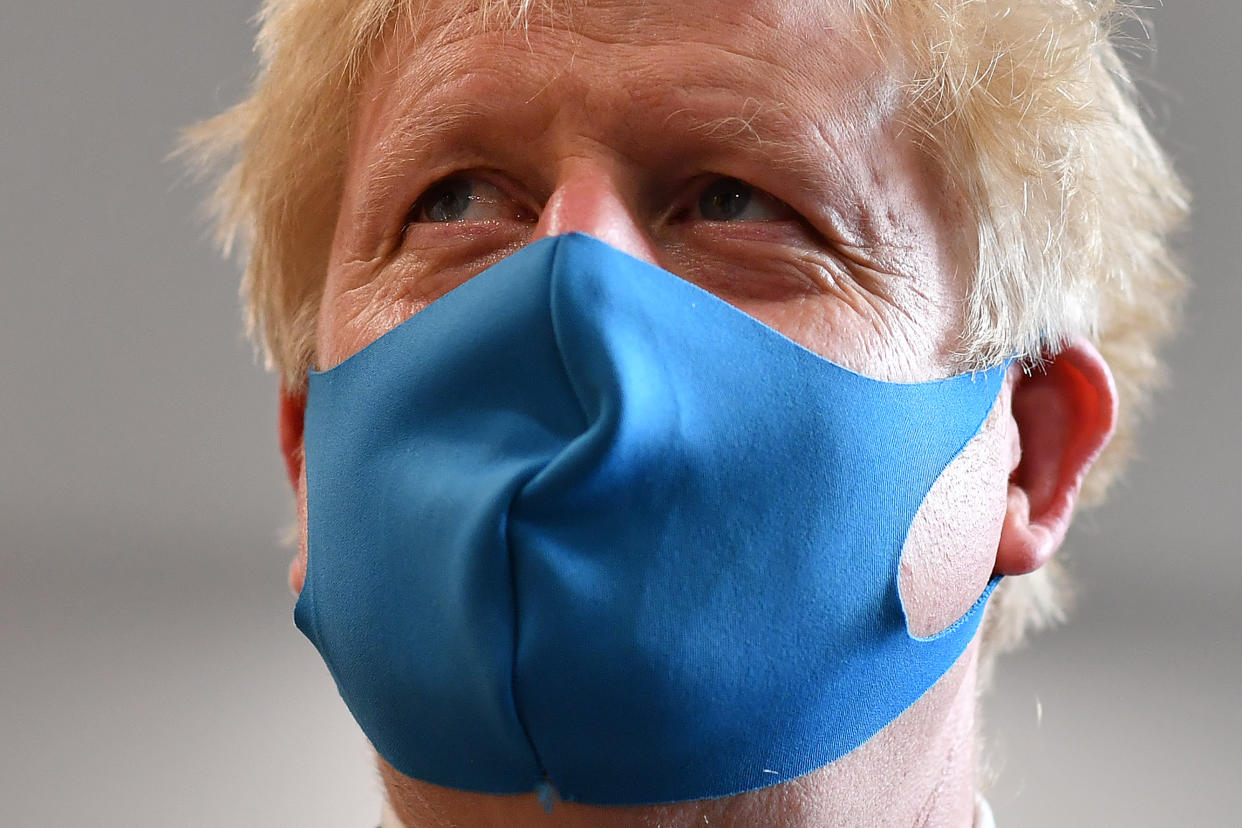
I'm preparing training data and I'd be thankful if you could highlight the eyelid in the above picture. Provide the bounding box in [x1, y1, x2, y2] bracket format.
[403, 170, 538, 228]
[663, 175, 799, 225]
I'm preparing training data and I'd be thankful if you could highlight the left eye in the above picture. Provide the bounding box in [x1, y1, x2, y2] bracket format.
[406, 176, 533, 224]
[694, 177, 794, 222]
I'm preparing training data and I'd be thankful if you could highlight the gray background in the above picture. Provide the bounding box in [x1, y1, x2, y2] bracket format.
[1, 3, 1237, 826]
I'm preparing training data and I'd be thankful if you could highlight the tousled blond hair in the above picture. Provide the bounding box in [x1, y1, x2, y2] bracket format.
[184, 0, 1188, 657]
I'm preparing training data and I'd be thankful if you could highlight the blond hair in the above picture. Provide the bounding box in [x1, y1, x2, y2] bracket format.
[184, 0, 1188, 656]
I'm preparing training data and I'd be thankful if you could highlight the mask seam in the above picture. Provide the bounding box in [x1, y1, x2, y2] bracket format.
[501, 237, 589, 792]
[500, 501, 550, 786]
[544, 236, 594, 427]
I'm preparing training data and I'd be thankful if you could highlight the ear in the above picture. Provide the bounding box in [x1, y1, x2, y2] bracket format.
[278, 384, 307, 493]
[279, 384, 310, 594]
[996, 339, 1117, 576]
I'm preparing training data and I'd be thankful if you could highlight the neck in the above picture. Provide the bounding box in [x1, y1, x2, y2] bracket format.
[382, 643, 980, 828]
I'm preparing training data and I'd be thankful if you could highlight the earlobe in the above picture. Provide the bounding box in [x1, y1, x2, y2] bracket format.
[995, 339, 1117, 576]
[279, 384, 307, 492]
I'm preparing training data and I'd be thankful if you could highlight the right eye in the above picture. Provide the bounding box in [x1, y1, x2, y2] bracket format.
[694, 176, 794, 223]
[406, 176, 534, 225]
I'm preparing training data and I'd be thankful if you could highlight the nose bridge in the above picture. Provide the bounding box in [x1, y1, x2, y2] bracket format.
[532, 163, 659, 266]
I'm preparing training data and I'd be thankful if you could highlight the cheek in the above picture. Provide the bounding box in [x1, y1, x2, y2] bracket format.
[317, 237, 532, 370]
[743, 291, 949, 383]
[316, 276, 423, 371]
[898, 408, 1010, 638]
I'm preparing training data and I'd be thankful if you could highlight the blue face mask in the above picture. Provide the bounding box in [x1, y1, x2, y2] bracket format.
[296, 233, 1005, 806]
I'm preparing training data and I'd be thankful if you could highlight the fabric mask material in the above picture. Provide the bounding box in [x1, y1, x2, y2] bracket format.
[296, 233, 1006, 806]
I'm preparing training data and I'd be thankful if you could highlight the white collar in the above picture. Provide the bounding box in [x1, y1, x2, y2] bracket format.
[974, 792, 997, 828]
[380, 800, 404, 828]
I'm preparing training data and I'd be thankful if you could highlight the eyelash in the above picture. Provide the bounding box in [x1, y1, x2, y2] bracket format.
[402, 172, 799, 232]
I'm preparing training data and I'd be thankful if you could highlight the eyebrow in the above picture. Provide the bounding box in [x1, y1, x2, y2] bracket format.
[351, 46, 895, 236]
[355, 98, 494, 219]
[667, 98, 831, 170]
[359, 99, 849, 216]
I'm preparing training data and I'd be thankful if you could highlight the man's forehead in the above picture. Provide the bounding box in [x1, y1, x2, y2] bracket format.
[355, 0, 896, 159]
[378, 0, 861, 45]
[365, 0, 886, 92]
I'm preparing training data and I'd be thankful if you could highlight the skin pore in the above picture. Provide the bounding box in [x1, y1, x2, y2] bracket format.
[276, 0, 1118, 824]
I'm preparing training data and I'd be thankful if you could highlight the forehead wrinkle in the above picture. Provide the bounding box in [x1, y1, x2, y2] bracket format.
[351, 13, 547, 181]
[357, 56, 825, 198]
[348, 1, 912, 237]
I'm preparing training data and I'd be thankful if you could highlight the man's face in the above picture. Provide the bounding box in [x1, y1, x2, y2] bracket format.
[268, 3, 1124, 820]
[303, 0, 1007, 646]
[283, 0, 1015, 664]
[320, 0, 975, 381]
[277, 1, 1094, 820]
